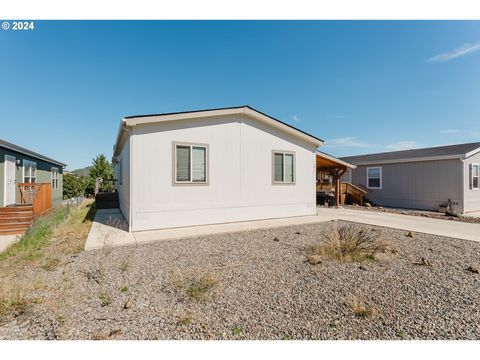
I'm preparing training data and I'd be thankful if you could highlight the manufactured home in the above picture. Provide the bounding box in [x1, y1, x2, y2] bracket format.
[341, 142, 480, 214]
[112, 106, 328, 232]
[0, 139, 66, 235]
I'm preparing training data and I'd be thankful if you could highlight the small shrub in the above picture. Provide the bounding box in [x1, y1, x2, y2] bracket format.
[173, 270, 218, 302]
[232, 326, 243, 335]
[120, 261, 129, 272]
[41, 257, 61, 271]
[310, 222, 387, 262]
[396, 329, 407, 339]
[120, 286, 128, 293]
[185, 277, 217, 301]
[348, 296, 375, 318]
[0, 291, 28, 320]
[177, 315, 192, 325]
[99, 293, 111, 307]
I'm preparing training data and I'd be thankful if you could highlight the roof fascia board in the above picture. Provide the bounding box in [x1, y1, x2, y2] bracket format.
[123, 108, 241, 127]
[464, 147, 480, 159]
[316, 152, 356, 169]
[350, 154, 463, 166]
[121, 107, 323, 147]
[0, 142, 66, 168]
[243, 107, 324, 147]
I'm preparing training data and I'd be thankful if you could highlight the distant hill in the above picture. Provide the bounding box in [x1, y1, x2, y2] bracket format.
[69, 163, 115, 177]
[70, 166, 92, 177]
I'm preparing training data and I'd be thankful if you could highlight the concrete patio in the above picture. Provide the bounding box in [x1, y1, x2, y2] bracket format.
[84, 206, 480, 251]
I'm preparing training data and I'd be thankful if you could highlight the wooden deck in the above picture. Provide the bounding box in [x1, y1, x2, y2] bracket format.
[0, 183, 53, 235]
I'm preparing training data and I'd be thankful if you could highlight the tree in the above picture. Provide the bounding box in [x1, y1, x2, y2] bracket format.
[63, 173, 86, 199]
[85, 154, 115, 196]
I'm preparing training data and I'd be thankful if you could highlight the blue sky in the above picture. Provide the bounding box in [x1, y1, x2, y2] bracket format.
[1, 20, 479, 170]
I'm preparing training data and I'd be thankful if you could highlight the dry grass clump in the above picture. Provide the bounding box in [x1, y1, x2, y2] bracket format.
[0, 200, 95, 323]
[348, 295, 376, 318]
[0, 284, 28, 322]
[172, 269, 219, 302]
[310, 222, 387, 262]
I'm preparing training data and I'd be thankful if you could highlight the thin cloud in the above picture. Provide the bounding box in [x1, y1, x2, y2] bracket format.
[441, 129, 460, 134]
[428, 42, 480, 62]
[386, 141, 419, 151]
[325, 137, 371, 148]
[292, 115, 299, 122]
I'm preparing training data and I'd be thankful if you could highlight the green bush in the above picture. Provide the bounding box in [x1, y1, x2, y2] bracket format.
[63, 173, 86, 199]
[85, 154, 115, 196]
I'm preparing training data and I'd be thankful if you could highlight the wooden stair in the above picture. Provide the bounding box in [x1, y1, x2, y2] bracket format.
[0, 206, 33, 235]
[95, 192, 119, 209]
[341, 182, 368, 206]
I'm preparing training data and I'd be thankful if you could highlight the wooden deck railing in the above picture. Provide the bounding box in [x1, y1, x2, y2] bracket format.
[17, 183, 52, 216]
[316, 181, 367, 206]
[341, 181, 368, 206]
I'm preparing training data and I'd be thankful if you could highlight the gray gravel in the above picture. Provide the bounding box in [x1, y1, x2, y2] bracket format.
[1, 220, 480, 340]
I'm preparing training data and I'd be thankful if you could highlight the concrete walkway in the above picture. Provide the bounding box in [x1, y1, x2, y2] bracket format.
[84, 209, 335, 250]
[317, 207, 480, 242]
[84, 207, 479, 251]
[0, 235, 19, 253]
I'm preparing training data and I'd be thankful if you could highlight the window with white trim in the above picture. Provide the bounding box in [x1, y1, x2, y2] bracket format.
[273, 151, 295, 184]
[367, 166, 382, 189]
[470, 163, 479, 190]
[51, 167, 59, 189]
[23, 160, 37, 183]
[174, 143, 208, 184]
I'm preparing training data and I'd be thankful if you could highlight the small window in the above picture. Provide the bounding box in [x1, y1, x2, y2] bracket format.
[51, 168, 59, 189]
[174, 143, 208, 184]
[342, 169, 352, 183]
[367, 167, 382, 189]
[273, 151, 295, 184]
[23, 160, 37, 183]
[470, 164, 479, 190]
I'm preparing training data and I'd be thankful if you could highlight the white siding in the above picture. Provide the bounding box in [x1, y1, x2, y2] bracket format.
[463, 151, 480, 213]
[127, 114, 317, 232]
[117, 135, 131, 226]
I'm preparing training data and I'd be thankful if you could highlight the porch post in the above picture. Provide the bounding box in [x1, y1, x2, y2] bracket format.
[334, 172, 340, 207]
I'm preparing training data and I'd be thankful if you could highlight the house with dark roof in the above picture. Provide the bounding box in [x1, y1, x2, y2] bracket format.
[341, 142, 480, 214]
[1, 139, 66, 235]
[112, 106, 327, 231]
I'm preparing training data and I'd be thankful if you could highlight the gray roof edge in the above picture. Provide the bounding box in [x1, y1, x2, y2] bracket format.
[340, 142, 480, 165]
[341, 154, 463, 166]
[0, 139, 67, 167]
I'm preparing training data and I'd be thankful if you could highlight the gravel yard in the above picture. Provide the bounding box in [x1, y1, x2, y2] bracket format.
[1, 220, 480, 340]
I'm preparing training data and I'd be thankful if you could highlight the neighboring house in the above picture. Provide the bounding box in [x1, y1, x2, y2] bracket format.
[341, 142, 480, 214]
[112, 106, 324, 232]
[1, 139, 66, 235]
